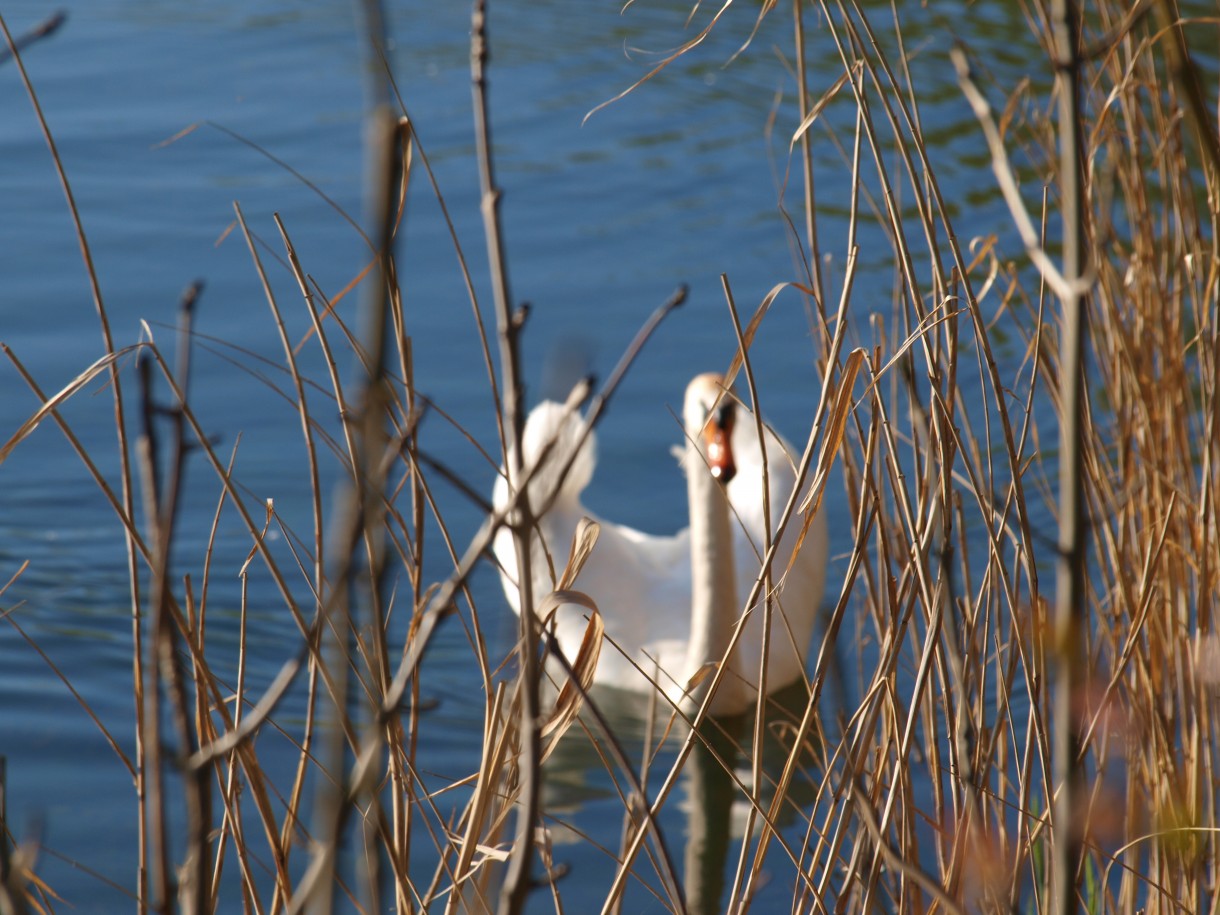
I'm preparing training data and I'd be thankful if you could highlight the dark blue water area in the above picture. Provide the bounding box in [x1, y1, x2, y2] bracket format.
[0, 0, 1075, 910]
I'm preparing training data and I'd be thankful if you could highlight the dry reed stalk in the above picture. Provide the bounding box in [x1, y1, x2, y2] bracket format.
[135, 283, 215, 915]
[467, 3, 541, 910]
[1047, 1, 1088, 911]
[0, 10, 148, 907]
[1061, 3, 1219, 910]
[4, 0, 1219, 912]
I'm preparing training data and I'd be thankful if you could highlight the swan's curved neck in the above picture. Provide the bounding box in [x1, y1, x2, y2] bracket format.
[683, 443, 739, 709]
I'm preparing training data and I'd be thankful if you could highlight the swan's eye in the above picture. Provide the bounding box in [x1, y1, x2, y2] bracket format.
[713, 401, 735, 431]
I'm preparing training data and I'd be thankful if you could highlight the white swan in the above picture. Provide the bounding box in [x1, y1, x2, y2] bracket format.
[491, 373, 828, 715]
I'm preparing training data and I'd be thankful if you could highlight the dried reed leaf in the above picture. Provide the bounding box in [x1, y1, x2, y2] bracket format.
[445, 686, 507, 908]
[0, 346, 134, 465]
[0, 560, 29, 601]
[684, 661, 717, 690]
[556, 517, 601, 591]
[798, 347, 863, 518]
[965, 234, 1001, 304]
[465, 842, 511, 863]
[723, 281, 814, 389]
[790, 63, 857, 148]
[582, 0, 737, 125]
[785, 348, 863, 582]
[860, 305, 962, 409]
[538, 588, 603, 762]
[530, 517, 606, 759]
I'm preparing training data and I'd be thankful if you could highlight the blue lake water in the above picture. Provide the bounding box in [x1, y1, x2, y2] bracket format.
[0, 0, 1055, 910]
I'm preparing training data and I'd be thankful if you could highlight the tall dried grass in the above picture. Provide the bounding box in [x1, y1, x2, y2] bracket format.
[1, 0, 1218, 913]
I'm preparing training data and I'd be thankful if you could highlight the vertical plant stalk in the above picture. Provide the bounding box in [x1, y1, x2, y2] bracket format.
[135, 283, 210, 915]
[295, 3, 402, 910]
[136, 357, 172, 915]
[953, 24, 1089, 907]
[303, 111, 399, 915]
[470, 2, 539, 912]
[792, 0, 824, 310]
[720, 275, 776, 907]
[272, 217, 361, 907]
[1050, 0, 1087, 911]
[387, 133, 422, 912]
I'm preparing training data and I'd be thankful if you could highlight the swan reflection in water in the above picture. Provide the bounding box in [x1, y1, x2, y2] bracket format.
[541, 680, 824, 915]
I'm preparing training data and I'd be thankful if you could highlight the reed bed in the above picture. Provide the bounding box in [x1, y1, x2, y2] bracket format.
[1, 0, 1218, 913]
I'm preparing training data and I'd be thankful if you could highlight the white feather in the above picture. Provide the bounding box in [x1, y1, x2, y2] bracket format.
[492, 375, 828, 715]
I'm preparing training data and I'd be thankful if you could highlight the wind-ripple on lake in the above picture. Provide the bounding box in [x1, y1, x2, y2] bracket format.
[1, 0, 1055, 909]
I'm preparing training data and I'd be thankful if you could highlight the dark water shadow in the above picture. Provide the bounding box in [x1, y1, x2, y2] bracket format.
[542, 679, 821, 913]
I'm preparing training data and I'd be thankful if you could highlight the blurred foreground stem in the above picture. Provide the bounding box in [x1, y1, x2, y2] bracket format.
[470, 2, 540, 912]
[1050, 0, 1087, 911]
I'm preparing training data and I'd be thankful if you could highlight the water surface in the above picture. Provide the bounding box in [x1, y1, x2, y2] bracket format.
[1, 1, 1041, 909]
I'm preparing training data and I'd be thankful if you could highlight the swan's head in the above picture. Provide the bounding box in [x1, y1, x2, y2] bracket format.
[683, 373, 737, 484]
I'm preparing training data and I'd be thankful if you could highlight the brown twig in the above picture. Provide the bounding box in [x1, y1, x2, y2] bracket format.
[466, 3, 541, 911]
[0, 10, 65, 66]
[1048, 1, 1088, 911]
[134, 282, 212, 915]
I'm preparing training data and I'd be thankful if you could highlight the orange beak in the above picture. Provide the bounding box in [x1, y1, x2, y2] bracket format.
[704, 405, 737, 484]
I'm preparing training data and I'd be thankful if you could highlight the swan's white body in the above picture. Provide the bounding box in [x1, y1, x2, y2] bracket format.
[492, 374, 828, 715]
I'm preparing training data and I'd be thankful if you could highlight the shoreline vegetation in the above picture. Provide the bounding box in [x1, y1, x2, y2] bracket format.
[2, 1, 1219, 913]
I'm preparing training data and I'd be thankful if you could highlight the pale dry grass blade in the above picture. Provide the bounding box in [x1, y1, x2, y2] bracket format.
[5, 0, 1219, 911]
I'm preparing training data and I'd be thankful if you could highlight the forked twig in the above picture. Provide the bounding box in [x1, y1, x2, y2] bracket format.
[950, 46, 1089, 304]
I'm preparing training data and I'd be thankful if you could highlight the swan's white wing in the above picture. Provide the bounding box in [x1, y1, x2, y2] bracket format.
[492, 400, 597, 615]
[545, 518, 693, 694]
[493, 399, 697, 695]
